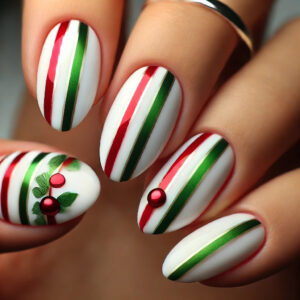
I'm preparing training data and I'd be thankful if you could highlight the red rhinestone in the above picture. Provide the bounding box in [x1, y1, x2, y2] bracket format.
[49, 173, 65, 188]
[147, 188, 166, 208]
[40, 197, 60, 216]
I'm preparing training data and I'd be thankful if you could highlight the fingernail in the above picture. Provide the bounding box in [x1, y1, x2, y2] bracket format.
[137, 133, 234, 234]
[100, 66, 182, 182]
[0, 151, 100, 225]
[163, 213, 265, 282]
[37, 20, 101, 131]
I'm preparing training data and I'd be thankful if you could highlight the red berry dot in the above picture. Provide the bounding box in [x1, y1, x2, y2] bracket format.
[147, 188, 166, 208]
[50, 173, 65, 188]
[40, 197, 60, 216]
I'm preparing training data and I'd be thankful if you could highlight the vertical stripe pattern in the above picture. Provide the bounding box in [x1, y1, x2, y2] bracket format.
[0, 151, 100, 225]
[19, 152, 49, 225]
[137, 133, 235, 234]
[168, 219, 261, 280]
[62, 23, 88, 131]
[163, 214, 265, 282]
[120, 71, 175, 181]
[100, 66, 182, 181]
[104, 66, 158, 177]
[37, 20, 101, 131]
[1, 152, 27, 221]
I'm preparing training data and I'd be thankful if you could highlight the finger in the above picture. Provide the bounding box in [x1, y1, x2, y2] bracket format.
[99, 0, 273, 181]
[22, 0, 124, 131]
[137, 17, 300, 234]
[0, 139, 100, 252]
[162, 169, 300, 285]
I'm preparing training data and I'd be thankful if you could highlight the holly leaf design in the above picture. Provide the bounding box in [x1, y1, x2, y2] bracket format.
[35, 215, 46, 226]
[57, 192, 78, 208]
[36, 172, 50, 190]
[32, 201, 46, 225]
[65, 159, 81, 171]
[49, 154, 66, 171]
[32, 201, 41, 215]
[33, 187, 46, 198]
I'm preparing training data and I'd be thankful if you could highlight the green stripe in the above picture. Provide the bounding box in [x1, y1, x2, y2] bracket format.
[120, 71, 175, 181]
[19, 153, 48, 225]
[168, 219, 261, 281]
[154, 139, 228, 234]
[62, 22, 88, 131]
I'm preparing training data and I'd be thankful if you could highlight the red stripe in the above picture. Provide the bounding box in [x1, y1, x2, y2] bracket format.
[139, 204, 154, 232]
[44, 21, 69, 125]
[1, 152, 27, 221]
[47, 216, 57, 225]
[104, 66, 158, 177]
[139, 133, 212, 232]
[159, 133, 212, 190]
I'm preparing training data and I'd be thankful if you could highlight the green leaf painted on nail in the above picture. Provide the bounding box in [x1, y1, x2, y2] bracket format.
[35, 215, 46, 226]
[32, 201, 42, 215]
[57, 192, 78, 208]
[32, 187, 46, 198]
[36, 172, 50, 190]
[48, 155, 66, 171]
[65, 159, 81, 171]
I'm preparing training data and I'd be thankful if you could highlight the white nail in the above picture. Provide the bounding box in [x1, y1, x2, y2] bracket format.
[162, 213, 265, 282]
[0, 151, 100, 225]
[137, 133, 234, 234]
[100, 66, 182, 182]
[37, 20, 101, 131]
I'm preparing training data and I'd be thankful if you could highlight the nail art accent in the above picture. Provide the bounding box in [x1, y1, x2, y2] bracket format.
[137, 133, 234, 234]
[162, 213, 265, 282]
[100, 66, 182, 181]
[0, 151, 100, 225]
[37, 20, 101, 131]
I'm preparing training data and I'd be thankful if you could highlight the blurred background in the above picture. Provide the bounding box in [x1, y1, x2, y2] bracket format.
[0, 0, 300, 138]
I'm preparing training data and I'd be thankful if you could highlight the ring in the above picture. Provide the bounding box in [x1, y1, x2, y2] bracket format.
[144, 0, 254, 55]
[185, 0, 254, 54]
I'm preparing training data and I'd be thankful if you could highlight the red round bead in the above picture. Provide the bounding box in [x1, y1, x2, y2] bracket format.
[147, 188, 166, 208]
[49, 173, 65, 188]
[40, 197, 60, 216]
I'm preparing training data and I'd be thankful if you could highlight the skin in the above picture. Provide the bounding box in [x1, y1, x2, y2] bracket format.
[0, 0, 299, 298]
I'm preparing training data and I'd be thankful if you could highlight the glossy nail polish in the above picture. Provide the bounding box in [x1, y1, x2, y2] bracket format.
[100, 66, 182, 181]
[37, 20, 101, 131]
[138, 133, 234, 234]
[163, 213, 265, 282]
[0, 151, 100, 225]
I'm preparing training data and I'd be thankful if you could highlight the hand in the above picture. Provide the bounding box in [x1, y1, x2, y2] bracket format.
[0, 0, 299, 298]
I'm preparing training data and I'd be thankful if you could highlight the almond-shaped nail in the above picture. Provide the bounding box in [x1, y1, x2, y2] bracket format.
[37, 20, 101, 131]
[100, 66, 182, 182]
[163, 213, 265, 282]
[138, 133, 234, 234]
[0, 151, 100, 225]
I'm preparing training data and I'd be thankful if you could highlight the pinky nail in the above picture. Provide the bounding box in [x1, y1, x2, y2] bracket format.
[0, 151, 100, 225]
[37, 20, 101, 131]
[162, 213, 265, 282]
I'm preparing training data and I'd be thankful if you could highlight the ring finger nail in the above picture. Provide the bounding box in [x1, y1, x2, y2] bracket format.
[37, 20, 101, 131]
[163, 213, 265, 282]
[0, 151, 100, 225]
[100, 66, 182, 182]
[137, 133, 234, 234]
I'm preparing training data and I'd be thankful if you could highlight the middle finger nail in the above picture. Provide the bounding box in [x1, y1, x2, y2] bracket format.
[100, 66, 182, 182]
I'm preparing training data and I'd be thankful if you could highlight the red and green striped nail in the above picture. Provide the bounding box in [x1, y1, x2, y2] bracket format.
[100, 66, 182, 182]
[37, 20, 101, 131]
